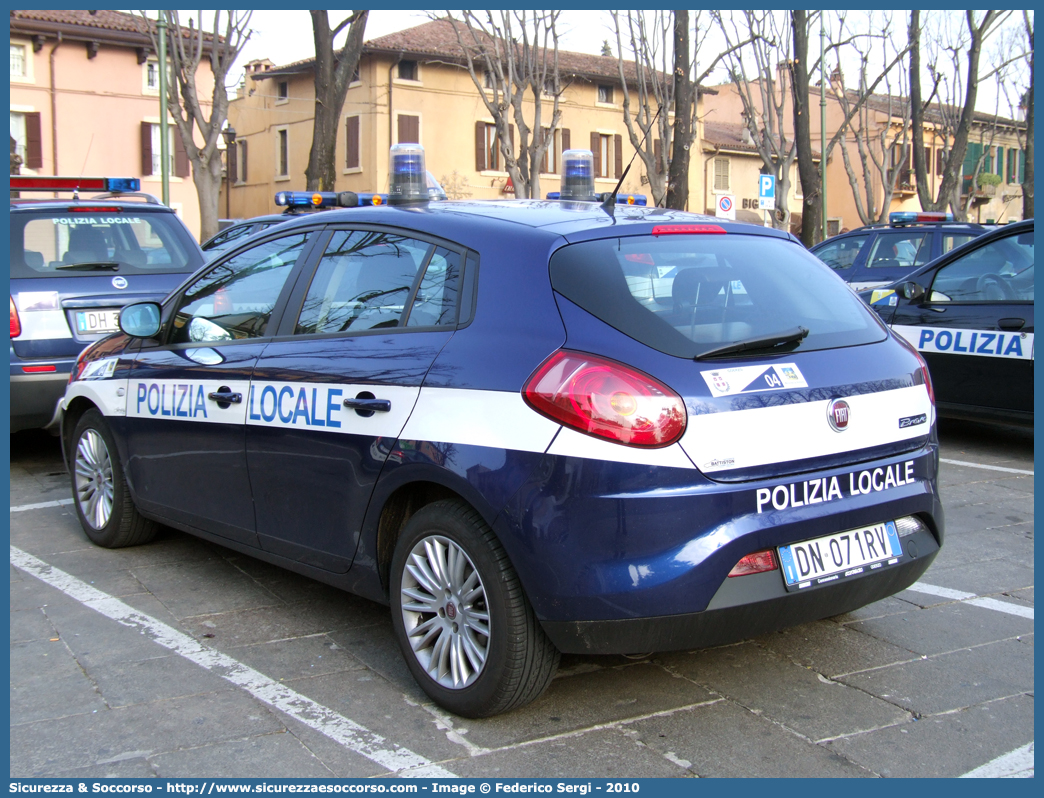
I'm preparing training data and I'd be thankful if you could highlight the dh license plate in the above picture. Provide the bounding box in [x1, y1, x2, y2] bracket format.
[778, 521, 902, 589]
[76, 309, 120, 334]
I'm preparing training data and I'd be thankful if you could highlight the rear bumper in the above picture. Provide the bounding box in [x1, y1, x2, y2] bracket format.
[541, 527, 939, 655]
[10, 367, 71, 432]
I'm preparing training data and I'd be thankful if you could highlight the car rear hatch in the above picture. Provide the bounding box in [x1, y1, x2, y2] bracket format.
[10, 205, 202, 360]
[548, 225, 933, 481]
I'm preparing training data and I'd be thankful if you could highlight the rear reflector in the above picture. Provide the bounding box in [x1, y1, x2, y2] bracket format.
[22, 365, 57, 373]
[728, 549, 778, 577]
[524, 350, 686, 448]
[652, 224, 727, 236]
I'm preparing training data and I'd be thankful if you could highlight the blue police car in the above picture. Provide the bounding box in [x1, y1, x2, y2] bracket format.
[10, 176, 206, 432]
[60, 147, 943, 717]
[862, 217, 1034, 426]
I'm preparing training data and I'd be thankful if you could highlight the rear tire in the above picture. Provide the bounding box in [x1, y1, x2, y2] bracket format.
[70, 409, 158, 548]
[390, 499, 559, 717]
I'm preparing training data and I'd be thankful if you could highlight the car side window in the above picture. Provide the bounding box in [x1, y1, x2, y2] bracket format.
[928, 231, 1034, 303]
[295, 230, 457, 335]
[170, 233, 309, 344]
[814, 235, 868, 270]
[866, 232, 930, 269]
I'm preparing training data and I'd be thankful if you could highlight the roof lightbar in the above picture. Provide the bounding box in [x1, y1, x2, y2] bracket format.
[546, 191, 647, 206]
[10, 176, 141, 193]
[889, 211, 954, 224]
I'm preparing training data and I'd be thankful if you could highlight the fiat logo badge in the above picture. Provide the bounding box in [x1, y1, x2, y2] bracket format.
[827, 398, 850, 432]
[112, 276, 128, 289]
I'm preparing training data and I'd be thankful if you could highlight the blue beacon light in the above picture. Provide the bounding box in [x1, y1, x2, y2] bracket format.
[560, 149, 596, 200]
[388, 143, 429, 204]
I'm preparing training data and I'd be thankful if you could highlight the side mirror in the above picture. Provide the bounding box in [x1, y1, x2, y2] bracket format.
[118, 302, 162, 338]
[896, 282, 925, 301]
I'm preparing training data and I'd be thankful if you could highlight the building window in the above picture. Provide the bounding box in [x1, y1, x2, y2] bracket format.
[276, 128, 289, 178]
[397, 60, 418, 81]
[483, 70, 494, 89]
[10, 110, 41, 169]
[923, 146, 932, 177]
[590, 132, 621, 179]
[597, 134, 610, 178]
[276, 81, 289, 103]
[1008, 148, 1019, 184]
[10, 41, 32, 82]
[140, 122, 189, 178]
[597, 84, 614, 104]
[476, 121, 511, 172]
[345, 115, 360, 170]
[397, 114, 420, 145]
[144, 59, 161, 94]
[714, 157, 730, 192]
[540, 127, 557, 174]
[235, 139, 248, 183]
[936, 147, 945, 176]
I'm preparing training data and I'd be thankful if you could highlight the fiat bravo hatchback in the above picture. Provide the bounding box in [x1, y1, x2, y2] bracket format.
[60, 172, 943, 717]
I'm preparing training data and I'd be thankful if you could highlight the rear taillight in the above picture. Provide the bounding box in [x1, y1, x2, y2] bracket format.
[10, 297, 21, 338]
[523, 350, 686, 447]
[728, 549, 777, 577]
[894, 333, 935, 405]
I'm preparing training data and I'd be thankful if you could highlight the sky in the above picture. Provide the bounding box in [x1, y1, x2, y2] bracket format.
[143, 10, 1030, 117]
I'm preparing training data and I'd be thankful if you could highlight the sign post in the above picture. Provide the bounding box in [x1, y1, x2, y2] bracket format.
[759, 174, 776, 228]
[715, 194, 736, 220]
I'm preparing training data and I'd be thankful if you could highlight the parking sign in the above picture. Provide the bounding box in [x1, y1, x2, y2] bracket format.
[715, 194, 736, 220]
[759, 175, 776, 210]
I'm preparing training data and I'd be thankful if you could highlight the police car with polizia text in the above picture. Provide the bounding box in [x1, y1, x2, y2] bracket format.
[863, 217, 1033, 427]
[10, 175, 206, 432]
[60, 145, 943, 717]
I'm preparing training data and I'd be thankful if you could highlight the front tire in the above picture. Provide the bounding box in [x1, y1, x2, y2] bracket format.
[70, 409, 158, 548]
[390, 499, 559, 717]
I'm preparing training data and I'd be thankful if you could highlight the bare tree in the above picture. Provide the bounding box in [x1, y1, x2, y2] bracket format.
[910, 11, 1013, 216]
[444, 12, 563, 199]
[138, 11, 252, 242]
[305, 11, 368, 192]
[612, 11, 750, 208]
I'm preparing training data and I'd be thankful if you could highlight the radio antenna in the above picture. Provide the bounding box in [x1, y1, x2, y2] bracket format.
[73, 133, 96, 200]
[601, 104, 664, 210]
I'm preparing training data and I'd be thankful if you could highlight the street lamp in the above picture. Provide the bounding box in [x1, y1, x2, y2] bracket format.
[222, 125, 236, 221]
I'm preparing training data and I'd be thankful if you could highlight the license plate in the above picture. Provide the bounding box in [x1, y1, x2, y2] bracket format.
[76, 309, 120, 334]
[778, 521, 902, 589]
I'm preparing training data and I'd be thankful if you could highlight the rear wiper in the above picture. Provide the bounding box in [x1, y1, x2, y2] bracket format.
[695, 326, 809, 360]
[55, 262, 120, 272]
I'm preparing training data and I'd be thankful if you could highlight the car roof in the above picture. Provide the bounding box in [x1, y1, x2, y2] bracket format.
[266, 199, 801, 247]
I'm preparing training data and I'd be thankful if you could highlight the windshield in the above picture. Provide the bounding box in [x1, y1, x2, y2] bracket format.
[549, 233, 886, 359]
[11, 209, 200, 278]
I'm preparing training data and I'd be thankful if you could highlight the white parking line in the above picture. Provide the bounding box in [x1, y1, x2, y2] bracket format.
[960, 741, 1034, 778]
[10, 498, 74, 513]
[939, 458, 1034, 476]
[9, 545, 457, 779]
[907, 582, 1034, 620]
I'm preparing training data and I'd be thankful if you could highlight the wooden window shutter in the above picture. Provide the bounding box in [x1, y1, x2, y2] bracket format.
[173, 130, 190, 177]
[240, 140, 247, 182]
[614, 134, 623, 179]
[561, 128, 570, 152]
[475, 121, 486, 170]
[227, 139, 237, 184]
[345, 116, 360, 169]
[141, 121, 153, 175]
[590, 132, 601, 177]
[25, 112, 43, 169]
[398, 114, 419, 144]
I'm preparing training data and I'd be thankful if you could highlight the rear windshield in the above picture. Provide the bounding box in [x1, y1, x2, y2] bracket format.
[549, 233, 886, 359]
[11, 209, 201, 278]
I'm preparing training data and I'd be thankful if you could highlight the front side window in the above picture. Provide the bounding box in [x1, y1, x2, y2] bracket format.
[866, 232, 930, 269]
[550, 234, 885, 359]
[170, 233, 308, 344]
[929, 230, 1034, 303]
[295, 230, 459, 335]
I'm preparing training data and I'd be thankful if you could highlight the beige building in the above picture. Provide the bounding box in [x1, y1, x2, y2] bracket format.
[702, 77, 1027, 235]
[10, 10, 215, 240]
[225, 19, 704, 219]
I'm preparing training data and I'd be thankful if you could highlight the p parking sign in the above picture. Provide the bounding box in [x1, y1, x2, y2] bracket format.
[758, 175, 776, 210]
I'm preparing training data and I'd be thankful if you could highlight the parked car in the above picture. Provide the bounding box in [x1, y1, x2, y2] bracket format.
[861, 218, 1034, 427]
[810, 212, 992, 290]
[59, 149, 942, 718]
[10, 175, 205, 432]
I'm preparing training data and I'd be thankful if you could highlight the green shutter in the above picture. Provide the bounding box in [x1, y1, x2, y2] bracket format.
[1019, 149, 1025, 183]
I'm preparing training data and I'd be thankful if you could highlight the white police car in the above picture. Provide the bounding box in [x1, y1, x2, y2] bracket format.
[863, 218, 1033, 426]
[60, 147, 943, 717]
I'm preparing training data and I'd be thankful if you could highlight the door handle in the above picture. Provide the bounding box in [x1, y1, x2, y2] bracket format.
[998, 318, 1026, 331]
[343, 397, 392, 413]
[208, 390, 242, 404]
